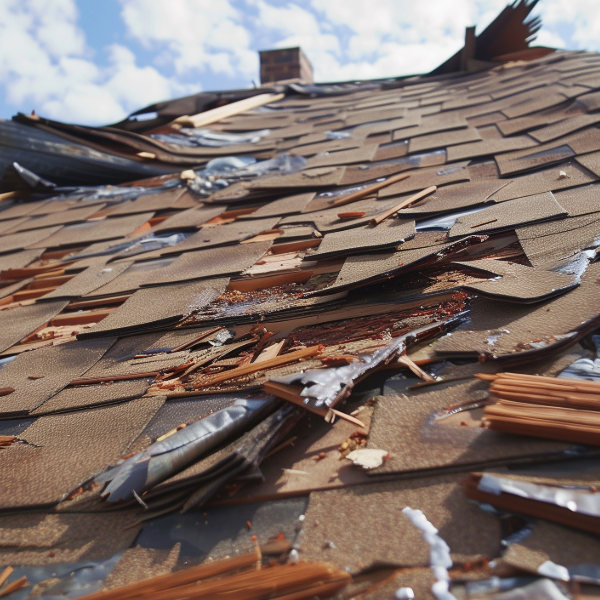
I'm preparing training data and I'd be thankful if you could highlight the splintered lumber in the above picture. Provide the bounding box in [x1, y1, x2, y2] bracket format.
[263, 381, 327, 416]
[477, 372, 600, 409]
[173, 93, 285, 128]
[0, 191, 23, 203]
[369, 185, 437, 225]
[0, 576, 28, 598]
[479, 372, 600, 445]
[75, 551, 261, 600]
[169, 327, 223, 353]
[192, 345, 322, 388]
[326, 408, 366, 428]
[264, 380, 367, 427]
[330, 172, 411, 207]
[254, 339, 285, 363]
[395, 354, 435, 381]
[477, 371, 600, 389]
[74, 551, 350, 600]
[0, 567, 13, 589]
[270, 239, 321, 254]
[462, 473, 600, 535]
[1, 262, 76, 280]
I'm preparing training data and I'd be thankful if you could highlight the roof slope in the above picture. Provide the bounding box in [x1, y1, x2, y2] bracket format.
[0, 42, 600, 599]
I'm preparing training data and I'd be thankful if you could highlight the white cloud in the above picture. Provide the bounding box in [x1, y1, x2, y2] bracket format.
[0, 0, 598, 125]
[538, 0, 600, 52]
[253, 0, 342, 79]
[118, 0, 258, 80]
[240, 0, 525, 83]
[534, 28, 566, 50]
[300, 0, 510, 81]
[248, 0, 597, 83]
[0, 0, 194, 124]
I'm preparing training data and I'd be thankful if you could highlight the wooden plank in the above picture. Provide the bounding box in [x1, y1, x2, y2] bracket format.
[173, 93, 285, 128]
[370, 185, 437, 225]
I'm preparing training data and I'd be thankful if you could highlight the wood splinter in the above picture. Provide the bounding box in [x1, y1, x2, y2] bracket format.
[470, 218, 498, 229]
[330, 172, 411, 208]
[370, 185, 437, 226]
[0, 575, 28, 598]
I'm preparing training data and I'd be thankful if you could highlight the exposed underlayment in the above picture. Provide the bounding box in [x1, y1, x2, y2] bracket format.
[1, 5, 600, 599]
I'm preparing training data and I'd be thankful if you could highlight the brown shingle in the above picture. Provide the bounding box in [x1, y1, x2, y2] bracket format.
[0, 397, 164, 509]
[0, 300, 69, 353]
[79, 278, 229, 338]
[29, 212, 154, 248]
[0, 337, 114, 416]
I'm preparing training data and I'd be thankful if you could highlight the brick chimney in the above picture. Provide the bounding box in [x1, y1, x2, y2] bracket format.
[259, 47, 314, 85]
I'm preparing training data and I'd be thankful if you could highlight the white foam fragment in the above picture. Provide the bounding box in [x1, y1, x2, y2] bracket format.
[345, 448, 389, 469]
[402, 507, 458, 600]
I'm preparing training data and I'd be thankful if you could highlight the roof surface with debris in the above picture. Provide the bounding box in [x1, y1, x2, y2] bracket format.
[1, 4, 600, 600]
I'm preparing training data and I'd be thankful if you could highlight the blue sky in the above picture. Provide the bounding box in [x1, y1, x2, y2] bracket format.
[0, 0, 596, 125]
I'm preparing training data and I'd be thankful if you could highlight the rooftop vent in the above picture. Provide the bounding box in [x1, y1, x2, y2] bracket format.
[259, 47, 314, 85]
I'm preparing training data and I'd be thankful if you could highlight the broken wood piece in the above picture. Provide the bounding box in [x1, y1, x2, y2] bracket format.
[470, 218, 498, 228]
[169, 341, 258, 382]
[263, 381, 328, 416]
[369, 185, 437, 225]
[169, 327, 223, 353]
[240, 229, 284, 244]
[173, 93, 285, 128]
[330, 172, 411, 207]
[474, 373, 497, 381]
[156, 423, 187, 442]
[252, 330, 274, 358]
[396, 354, 436, 382]
[270, 239, 321, 254]
[34, 268, 66, 280]
[481, 372, 600, 445]
[476, 372, 600, 393]
[254, 339, 284, 364]
[337, 211, 366, 220]
[193, 345, 322, 388]
[326, 408, 366, 428]
[0, 191, 23, 203]
[1, 261, 76, 280]
[73, 550, 262, 600]
[320, 355, 360, 366]
[0, 576, 27, 598]
[0, 568, 12, 589]
[73, 548, 349, 600]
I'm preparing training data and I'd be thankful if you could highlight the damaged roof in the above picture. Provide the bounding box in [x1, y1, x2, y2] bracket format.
[1, 2, 600, 599]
